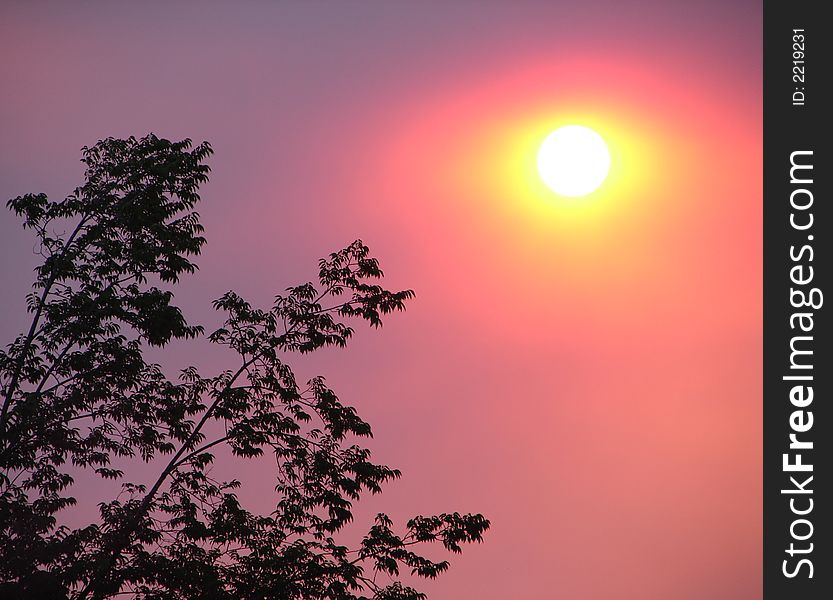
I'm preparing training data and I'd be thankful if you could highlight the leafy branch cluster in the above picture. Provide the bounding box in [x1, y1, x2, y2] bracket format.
[0, 135, 488, 600]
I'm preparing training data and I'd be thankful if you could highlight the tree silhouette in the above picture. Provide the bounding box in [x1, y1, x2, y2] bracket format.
[0, 135, 488, 600]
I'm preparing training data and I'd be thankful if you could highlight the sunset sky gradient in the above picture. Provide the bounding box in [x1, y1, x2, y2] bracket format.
[0, 1, 762, 598]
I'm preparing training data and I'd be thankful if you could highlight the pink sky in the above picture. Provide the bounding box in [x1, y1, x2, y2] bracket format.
[1, 2, 761, 598]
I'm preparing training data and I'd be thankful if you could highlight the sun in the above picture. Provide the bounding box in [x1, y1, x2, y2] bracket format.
[537, 125, 611, 197]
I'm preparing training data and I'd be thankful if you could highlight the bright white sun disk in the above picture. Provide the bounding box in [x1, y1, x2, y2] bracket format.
[537, 125, 610, 197]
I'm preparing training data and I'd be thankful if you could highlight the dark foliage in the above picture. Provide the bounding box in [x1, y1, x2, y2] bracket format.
[0, 135, 488, 599]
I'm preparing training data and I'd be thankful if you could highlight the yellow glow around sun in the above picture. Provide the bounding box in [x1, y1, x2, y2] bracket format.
[431, 102, 663, 244]
[537, 125, 610, 196]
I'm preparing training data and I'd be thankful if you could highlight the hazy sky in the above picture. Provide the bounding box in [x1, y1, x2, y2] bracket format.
[1, 2, 761, 598]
